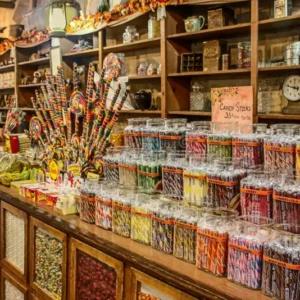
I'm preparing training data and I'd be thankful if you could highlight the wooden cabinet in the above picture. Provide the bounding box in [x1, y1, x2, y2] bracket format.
[127, 268, 197, 300]
[1, 269, 28, 300]
[1, 201, 28, 283]
[69, 238, 124, 300]
[29, 217, 67, 300]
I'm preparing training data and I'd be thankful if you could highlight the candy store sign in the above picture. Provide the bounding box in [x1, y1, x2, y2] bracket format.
[211, 86, 253, 129]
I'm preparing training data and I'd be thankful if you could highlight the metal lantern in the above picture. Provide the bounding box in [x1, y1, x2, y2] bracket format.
[49, 1, 67, 37]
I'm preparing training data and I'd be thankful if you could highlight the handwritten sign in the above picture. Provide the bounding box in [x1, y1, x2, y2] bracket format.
[211, 86, 253, 131]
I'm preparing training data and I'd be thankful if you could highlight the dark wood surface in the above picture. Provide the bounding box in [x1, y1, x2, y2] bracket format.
[0, 185, 270, 300]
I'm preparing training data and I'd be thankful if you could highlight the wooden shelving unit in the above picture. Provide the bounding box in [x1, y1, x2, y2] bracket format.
[0, 65, 14, 72]
[168, 110, 211, 116]
[259, 14, 300, 30]
[0, 87, 14, 91]
[63, 48, 99, 58]
[17, 57, 50, 66]
[168, 69, 251, 77]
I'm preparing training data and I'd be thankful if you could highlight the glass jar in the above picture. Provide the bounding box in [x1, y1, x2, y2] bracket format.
[141, 118, 164, 151]
[257, 80, 270, 114]
[103, 147, 125, 183]
[190, 82, 205, 111]
[116, 53, 127, 76]
[196, 208, 238, 276]
[148, 14, 160, 39]
[238, 42, 251, 69]
[262, 224, 300, 299]
[147, 63, 157, 76]
[137, 62, 148, 76]
[159, 118, 187, 151]
[80, 182, 97, 224]
[228, 216, 273, 289]
[124, 118, 149, 148]
[123, 25, 139, 44]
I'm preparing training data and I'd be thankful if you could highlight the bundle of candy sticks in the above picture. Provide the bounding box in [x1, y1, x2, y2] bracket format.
[28, 54, 130, 176]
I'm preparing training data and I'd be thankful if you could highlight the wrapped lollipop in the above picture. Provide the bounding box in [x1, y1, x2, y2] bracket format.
[95, 183, 115, 230]
[151, 200, 179, 254]
[141, 119, 164, 151]
[196, 208, 238, 276]
[173, 208, 206, 264]
[159, 119, 187, 151]
[131, 193, 154, 245]
[228, 216, 273, 289]
[233, 123, 268, 169]
[119, 149, 140, 187]
[207, 159, 247, 208]
[124, 118, 149, 148]
[262, 224, 300, 300]
[208, 122, 237, 159]
[240, 173, 276, 223]
[186, 121, 211, 155]
[137, 151, 165, 193]
[112, 188, 134, 238]
[264, 124, 300, 171]
[80, 181, 97, 224]
[162, 151, 188, 200]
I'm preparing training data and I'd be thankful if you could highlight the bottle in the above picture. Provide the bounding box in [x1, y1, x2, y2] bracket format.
[148, 14, 160, 39]
[190, 82, 205, 111]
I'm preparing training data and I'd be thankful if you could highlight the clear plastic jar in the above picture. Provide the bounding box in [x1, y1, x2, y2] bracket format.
[262, 224, 300, 299]
[159, 118, 187, 151]
[103, 147, 125, 183]
[123, 25, 139, 44]
[116, 53, 127, 76]
[162, 151, 188, 200]
[264, 124, 300, 171]
[141, 118, 164, 151]
[196, 208, 238, 276]
[228, 216, 273, 289]
[186, 121, 211, 155]
[80, 182, 97, 224]
[124, 118, 149, 148]
[148, 14, 160, 39]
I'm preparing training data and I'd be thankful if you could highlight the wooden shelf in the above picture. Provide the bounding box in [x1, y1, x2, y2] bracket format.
[259, 14, 300, 31]
[18, 57, 50, 66]
[15, 38, 50, 49]
[259, 65, 300, 73]
[168, 23, 251, 41]
[18, 83, 45, 88]
[103, 38, 161, 53]
[0, 122, 6, 125]
[128, 75, 161, 80]
[0, 107, 13, 110]
[63, 48, 99, 58]
[120, 110, 161, 114]
[258, 113, 300, 120]
[168, 110, 211, 116]
[0, 64, 14, 72]
[168, 69, 250, 77]
[0, 86, 14, 91]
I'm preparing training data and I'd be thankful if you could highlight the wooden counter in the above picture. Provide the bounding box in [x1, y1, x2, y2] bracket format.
[0, 185, 270, 300]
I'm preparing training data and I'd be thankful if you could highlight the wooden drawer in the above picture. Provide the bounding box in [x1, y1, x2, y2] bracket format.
[128, 268, 197, 300]
[1, 269, 28, 300]
[1, 201, 28, 283]
[29, 217, 67, 300]
[69, 238, 124, 300]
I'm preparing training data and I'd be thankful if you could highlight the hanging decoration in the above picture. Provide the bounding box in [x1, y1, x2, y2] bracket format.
[27, 54, 130, 177]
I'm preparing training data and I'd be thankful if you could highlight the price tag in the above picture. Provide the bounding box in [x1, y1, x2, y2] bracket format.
[211, 86, 253, 131]
[118, 76, 129, 83]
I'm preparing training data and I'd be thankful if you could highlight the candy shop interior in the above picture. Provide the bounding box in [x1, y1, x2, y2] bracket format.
[0, 0, 300, 300]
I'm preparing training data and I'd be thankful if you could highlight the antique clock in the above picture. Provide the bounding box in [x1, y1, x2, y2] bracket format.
[282, 75, 300, 114]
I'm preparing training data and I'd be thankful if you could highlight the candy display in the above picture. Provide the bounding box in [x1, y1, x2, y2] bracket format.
[95, 184, 115, 230]
[159, 119, 187, 151]
[162, 152, 187, 200]
[207, 162, 246, 208]
[240, 174, 275, 223]
[273, 178, 300, 232]
[137, 152, 163, 193]
[141, 119, 164, 151]
[124, 118, 149, 148]
[76, 250, 117, 300]
[196, 208, 238, 276]
[119, 149, 139, 187]
[35, 229, 63, 298]
[228, 217, 273, 289]
[173, 208, 203, 264]
[186, 121, 210, 155]
[131, 195, 153, 245]
[264, 124, 300, 171]
[80, 182, 96, 224]
[152, 201, 177, 254]
[103, 147, 123, 183]
[232, 124, 267, 169]
[183, 155, 209, 207]
[112, 189, 133, 238]
[262, 224, 300, 300]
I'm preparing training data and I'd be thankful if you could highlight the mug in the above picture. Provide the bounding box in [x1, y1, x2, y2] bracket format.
[184, 16, 205, 32]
